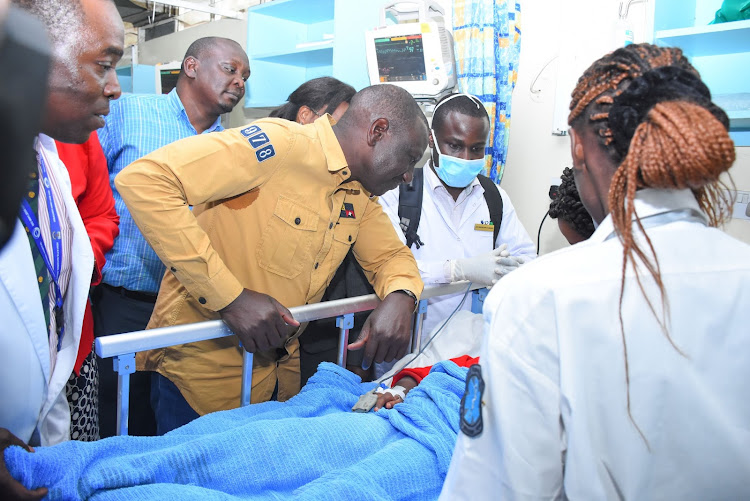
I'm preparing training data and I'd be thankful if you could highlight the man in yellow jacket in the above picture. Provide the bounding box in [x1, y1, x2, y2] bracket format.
[116, 84, 428, 433]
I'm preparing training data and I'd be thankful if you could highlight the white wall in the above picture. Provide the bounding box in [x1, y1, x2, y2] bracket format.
[501, 0, 750, 255]
[137, 19, 247, 63]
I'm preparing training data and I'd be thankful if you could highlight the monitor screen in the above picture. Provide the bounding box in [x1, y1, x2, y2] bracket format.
[160, 68, 180, 94]
[374, 33, 427, 82]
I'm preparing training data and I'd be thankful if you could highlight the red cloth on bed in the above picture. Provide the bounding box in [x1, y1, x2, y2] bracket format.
[392, 355, 479, 387]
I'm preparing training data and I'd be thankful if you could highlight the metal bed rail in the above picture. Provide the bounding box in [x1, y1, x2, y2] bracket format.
[95, 281, 488, 435]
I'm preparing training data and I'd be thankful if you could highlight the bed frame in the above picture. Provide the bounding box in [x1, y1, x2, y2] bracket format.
[95, 281, 488, 435]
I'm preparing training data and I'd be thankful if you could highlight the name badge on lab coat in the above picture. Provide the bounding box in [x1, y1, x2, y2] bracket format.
[474, 223, 494, 232]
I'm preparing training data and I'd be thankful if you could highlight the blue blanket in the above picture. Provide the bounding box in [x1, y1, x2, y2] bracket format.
[6, 361, 467, 500]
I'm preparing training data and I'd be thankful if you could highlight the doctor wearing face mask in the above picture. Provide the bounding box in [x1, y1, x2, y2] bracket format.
[379, 93, 536, 348]
[429, 98, 524, 286]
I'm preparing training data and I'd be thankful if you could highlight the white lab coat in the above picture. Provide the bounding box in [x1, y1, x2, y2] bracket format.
[0, 135, 93, 446]
[379, 165, 536, 340]
[440, 188, 750, 500]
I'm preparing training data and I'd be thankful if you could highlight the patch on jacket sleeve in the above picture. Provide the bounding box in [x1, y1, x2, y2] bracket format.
[460, 363, 485, 437]
[239, 125, 276, 162]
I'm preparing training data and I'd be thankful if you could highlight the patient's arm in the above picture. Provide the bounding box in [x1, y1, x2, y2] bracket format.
[374, 376, 419, 411]
[374, 355, 480, 411]
[374, 355, 481, 411]
[0, 428, 47, 500]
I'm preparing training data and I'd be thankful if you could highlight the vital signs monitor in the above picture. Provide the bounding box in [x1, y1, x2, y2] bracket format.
[365, 2, 456, 100]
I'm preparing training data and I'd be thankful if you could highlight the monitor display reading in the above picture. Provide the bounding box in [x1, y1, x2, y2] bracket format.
[374, 34, 427, 82]
[160, 68, 180, 94]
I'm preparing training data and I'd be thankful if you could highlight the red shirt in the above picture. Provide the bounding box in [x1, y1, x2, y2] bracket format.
[56, 132, 119, 285]
[392, 355, 480, 386]
[56, 132, 119, 373]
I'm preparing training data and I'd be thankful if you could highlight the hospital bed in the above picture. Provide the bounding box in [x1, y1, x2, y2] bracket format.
[95, 281, 488, 435]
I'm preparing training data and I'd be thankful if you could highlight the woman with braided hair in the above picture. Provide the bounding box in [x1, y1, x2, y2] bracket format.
[441, 43, 750, 500]
[549, 166, 596, 244]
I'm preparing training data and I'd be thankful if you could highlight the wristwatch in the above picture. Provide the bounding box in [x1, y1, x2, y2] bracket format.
[393, 289, 418, 309]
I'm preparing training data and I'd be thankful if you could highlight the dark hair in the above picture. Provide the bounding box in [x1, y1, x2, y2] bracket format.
[182, 37, 244, 72]
[568, 43, 736, 443]
[269, 77, 356, 121]
[431, 93, 489, 134]
[548, 167, 595, 240]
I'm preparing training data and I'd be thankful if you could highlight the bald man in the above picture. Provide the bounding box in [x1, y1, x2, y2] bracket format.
[117, 84, 429, 434]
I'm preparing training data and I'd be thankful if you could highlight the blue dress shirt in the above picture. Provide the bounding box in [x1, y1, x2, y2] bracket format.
[98, 89, 223, 294]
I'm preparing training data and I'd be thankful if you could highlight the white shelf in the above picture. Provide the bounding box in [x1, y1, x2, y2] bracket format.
[253, 45, 334, 66]
[652, 1, 750, 146]
[655, 19, 750, 56]
[728, 110, 750, 129]
[251, 0, 334, 23]
[715, 94, 750, 129]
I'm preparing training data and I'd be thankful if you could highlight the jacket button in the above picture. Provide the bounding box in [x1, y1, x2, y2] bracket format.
[329, 222, 333, 229]
[294, 217, 301, 225]
[170, 266, 177, 272]
[342, 170, 348, 176]
[348, 235, 352, 242]
[198, 297, 207, 304]
[314, 262, 319, 269]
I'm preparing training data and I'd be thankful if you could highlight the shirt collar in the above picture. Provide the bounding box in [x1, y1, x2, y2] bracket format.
[168, 88, 223, 133]
[314, 115, 358, 191]
[166, 88, 185, 117]
[35, 133, 56, 156]
[590, 188, 707, 244]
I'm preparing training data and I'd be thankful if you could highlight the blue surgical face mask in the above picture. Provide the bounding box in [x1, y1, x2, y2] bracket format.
[431, 128, 486, 188]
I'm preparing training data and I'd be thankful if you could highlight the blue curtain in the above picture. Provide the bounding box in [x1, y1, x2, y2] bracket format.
[452, 0, 521, 183]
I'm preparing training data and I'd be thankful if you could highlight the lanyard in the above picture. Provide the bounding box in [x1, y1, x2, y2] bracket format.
[604, 208, 707, 242]
[19, 152, 65, 349]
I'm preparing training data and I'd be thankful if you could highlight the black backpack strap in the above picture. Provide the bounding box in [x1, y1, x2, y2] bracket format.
[398, 167, 425, 249]
[477, 174, 504, 249]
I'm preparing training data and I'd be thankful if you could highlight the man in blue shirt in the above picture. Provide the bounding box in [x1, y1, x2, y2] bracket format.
[93, 36, 250, 437]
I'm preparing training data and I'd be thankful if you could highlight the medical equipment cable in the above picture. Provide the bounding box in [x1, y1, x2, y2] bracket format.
[538, 180, 560, 255]
[619, 0, 647, 19]
[529, 55, 558, 95]
[536, 210, 549, 256]
[371, 280, 474, 388]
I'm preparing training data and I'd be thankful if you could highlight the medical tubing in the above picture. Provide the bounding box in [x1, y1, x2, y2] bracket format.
[372, 281, 474, 388]
[536, 210, 549, 255]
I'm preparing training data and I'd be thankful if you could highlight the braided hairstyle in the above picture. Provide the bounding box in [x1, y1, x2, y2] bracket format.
[568, 43, 736, 443]
[549, 167, 595, 240]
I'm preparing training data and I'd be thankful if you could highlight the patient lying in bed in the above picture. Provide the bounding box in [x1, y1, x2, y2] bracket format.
[3, 312, 484, 501]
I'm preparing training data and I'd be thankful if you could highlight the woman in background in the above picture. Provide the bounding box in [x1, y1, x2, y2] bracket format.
[269, 76, 355, 124]
[548, 166, 595, 244]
